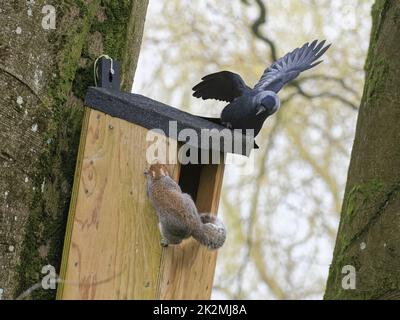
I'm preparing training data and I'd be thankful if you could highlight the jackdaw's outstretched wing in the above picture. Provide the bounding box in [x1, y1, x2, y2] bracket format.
[254, 40, 331, 93]
[192, 71, 251, 103]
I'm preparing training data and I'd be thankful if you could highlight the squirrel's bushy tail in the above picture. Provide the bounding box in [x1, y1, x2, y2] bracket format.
[191, 214, 226, 250]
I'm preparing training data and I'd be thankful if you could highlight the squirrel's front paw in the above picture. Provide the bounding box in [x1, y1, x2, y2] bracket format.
[160, 238, 169, 247]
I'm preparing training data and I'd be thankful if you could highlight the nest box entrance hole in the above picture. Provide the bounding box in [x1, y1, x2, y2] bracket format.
[177, 152, 224, 207]
[178, 163, 203, 200]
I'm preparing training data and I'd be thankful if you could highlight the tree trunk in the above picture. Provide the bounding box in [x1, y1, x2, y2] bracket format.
[325, 0, 400, 299]
[0, 0, 148, 299]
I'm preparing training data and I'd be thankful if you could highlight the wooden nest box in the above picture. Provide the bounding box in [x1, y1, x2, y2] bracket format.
[57, 84, 253, 300]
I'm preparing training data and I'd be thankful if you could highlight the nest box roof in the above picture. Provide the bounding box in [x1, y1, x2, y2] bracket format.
[84, 87, 256, 156]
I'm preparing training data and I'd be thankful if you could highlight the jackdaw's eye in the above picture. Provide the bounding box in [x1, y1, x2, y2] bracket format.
[261, 95, 276, 108]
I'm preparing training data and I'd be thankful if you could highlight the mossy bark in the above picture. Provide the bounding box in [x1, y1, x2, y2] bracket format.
[325, 0, 400, 299]
[0, 0, 148, 299]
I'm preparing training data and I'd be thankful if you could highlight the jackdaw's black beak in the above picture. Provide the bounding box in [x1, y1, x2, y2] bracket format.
[256, 105, 267, 116]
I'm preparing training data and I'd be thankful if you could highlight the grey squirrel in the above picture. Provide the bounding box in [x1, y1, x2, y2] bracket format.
[145, 164, 226, 250]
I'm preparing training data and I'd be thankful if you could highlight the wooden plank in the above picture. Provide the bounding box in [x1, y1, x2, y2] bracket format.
[57, 109, 179, 299]
[156, 160, 225, 299]
[58, 107, 225, 300]
[56, 107, 90, 300]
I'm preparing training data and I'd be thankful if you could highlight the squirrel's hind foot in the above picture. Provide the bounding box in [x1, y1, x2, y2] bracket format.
[200, 214, 216, 224]
[160, 236, 170, 247]
[161, 241, 169, 247]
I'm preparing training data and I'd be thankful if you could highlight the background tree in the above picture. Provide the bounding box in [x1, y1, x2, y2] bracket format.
[0, 1, 148, 299]
[325, 0, 400, 299]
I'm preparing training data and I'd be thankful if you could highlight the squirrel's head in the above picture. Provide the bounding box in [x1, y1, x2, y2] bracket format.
[144, 164, 170, 180]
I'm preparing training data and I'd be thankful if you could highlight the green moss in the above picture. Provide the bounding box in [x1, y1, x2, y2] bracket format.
[393, 8, 400, 24]
[365, 57, 390, 105]
[15, 0, 142, 299]
[15, 1, 100, 299]
[325, 0, 400, 300]
[363, 1, 391, 106]
[325, 180, 384, 300]
[365, 0, 390, 72]
[343, 180, 384, 218]
[15, 97, 84, 300]
[325, 181, 400, 300]
[93, 1, 132, 59]
[72, 65, 93, 99]
[53, 2, 100, 101]
[72, 1, 136, 97]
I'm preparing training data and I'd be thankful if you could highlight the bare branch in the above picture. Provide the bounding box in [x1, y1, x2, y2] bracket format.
[244, 0, 278, 61]
[282, 84, 359, 110]
[300, 74, 360, 97]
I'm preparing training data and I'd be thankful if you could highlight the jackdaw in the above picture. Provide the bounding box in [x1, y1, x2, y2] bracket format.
[192, 40, 331, 136]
